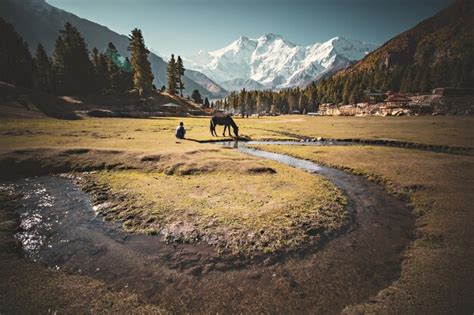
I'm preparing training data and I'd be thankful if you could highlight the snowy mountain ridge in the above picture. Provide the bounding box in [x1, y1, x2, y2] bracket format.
[185, 34, 378, 90]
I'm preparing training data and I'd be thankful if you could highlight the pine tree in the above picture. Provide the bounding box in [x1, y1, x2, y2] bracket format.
[239, 89, 247, 115]
[107, 55, 122, 93]
[51, 36, 65, 93]
[245, 92, 255, 114]
[166, 54, 177, 95]
[203, 97, 210, 108]
[175, 56, 185, 96]
[91, 47, 100, 69]
[91, 47, 109, 94]
[256, 92, 263, 113]
[34, 43, 51, 92]
[51, 22, 95, 95]
[191, 89, 203, 104]
[228, 91, 238, 111]
[288, 92, 298, 112]
[298, 92, 308, 113]
[121, 57, 134, 92]
[104, 43, 126, 94]
[0, 18, 35, 88]
[128, 28, 154, 96]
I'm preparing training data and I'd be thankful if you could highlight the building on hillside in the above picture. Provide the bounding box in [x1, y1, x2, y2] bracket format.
[160, 103, 182, 113]
[383, 94, 410, 107]
[338, 105, 358, 116]
[364, 89, 384, 104]
[318, 103, 339, 116]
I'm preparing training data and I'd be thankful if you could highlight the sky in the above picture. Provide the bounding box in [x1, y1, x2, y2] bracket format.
[46, 0, 453, 58]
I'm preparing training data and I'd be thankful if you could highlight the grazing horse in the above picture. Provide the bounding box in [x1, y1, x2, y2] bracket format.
[210, 115, 239, 137]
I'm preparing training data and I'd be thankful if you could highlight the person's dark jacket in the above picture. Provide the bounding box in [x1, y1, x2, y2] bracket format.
[175, 126, 186, 139]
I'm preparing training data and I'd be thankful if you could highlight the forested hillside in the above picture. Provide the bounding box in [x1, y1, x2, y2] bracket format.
[315, 0, 473, 104]
[0, 0, 225, 98]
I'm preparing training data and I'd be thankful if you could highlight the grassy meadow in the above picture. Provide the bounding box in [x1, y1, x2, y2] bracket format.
[1, 114, 473, 312]
[1, 115, 473, 153]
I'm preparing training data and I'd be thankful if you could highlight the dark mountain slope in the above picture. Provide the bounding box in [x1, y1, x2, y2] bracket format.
[0, 0, 225, 97]
[348, 0, 473, 73]
[335, 0, 473, 93]
[310, 0, 473, 105]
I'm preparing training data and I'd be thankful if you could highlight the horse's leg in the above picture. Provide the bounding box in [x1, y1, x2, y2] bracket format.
[210, 121, 215, 136]
[228, 125, 232, 137]
[223, 125, 227, 137]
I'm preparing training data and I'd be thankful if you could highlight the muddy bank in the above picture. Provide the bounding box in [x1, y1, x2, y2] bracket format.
[2, 146, 414, 313]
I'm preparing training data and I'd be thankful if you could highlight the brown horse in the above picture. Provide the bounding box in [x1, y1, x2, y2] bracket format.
[210, 115, 239, 137]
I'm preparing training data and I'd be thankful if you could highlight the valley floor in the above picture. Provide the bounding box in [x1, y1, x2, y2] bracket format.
[0, 115, 473, 313]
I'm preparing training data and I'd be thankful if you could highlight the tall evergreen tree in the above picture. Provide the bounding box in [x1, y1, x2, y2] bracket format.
[34, 43, 51, 92]
[288, 92, 298, 112]
[121, 57, 134, 92]
[0, 18, 34, 88]
[128, 28, 154, 96]
[191, 89, 203, 104]
[91, 47, 109, 94]
[203, 97, 210, 108]
[245, 91, 255, 114]
[107, 55, 122, 93]
[166, 54, 177, 95]
[105, 42, 133, 93]
[51, 22, 95, 95]
[175, 56, 185, 96]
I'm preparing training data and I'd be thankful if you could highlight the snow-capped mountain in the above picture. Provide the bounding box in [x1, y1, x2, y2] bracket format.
[185, 34, 378, 90]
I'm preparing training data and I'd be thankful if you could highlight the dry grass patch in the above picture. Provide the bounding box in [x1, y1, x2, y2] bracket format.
[2, 115, 473, 154]
[85, 159, 349, 256]
[249, 144, 474, 313]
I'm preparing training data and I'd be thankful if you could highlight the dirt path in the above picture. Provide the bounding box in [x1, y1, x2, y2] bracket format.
[1, 143, 415, 313]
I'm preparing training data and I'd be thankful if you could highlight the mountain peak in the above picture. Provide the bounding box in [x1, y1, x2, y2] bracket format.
[259, 33, 283, 41]
[328, 36, 348, 44]
[237, 35, 250, 43]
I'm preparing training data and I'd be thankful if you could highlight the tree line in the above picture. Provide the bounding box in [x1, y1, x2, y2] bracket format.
[213, 87, 319, 115]
[1, 18, 154, 96]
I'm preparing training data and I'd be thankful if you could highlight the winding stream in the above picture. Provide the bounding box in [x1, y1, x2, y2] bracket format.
[3, 141, 414, 313]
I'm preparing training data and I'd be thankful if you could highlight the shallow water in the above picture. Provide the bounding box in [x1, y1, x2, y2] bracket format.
[3, 141, 415, 313]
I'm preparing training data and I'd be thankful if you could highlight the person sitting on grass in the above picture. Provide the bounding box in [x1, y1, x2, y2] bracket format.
[175, 121, 186, 139]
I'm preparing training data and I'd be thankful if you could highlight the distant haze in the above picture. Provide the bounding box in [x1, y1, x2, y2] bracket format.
[47, 0, 453, 58]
